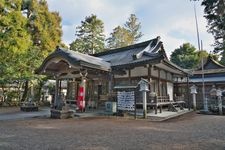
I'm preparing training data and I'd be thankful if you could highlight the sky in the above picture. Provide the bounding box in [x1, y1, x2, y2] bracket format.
[46, 0, 214, 57]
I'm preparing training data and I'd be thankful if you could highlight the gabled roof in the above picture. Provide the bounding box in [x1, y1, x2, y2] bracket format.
[197, 55, 225, 70]
[95, 36, 188, 75]
[36, 37, 188, 77]
[193, 55, 225, 75]
[95, 37, 166, 68]
[36, 47, 111, 74]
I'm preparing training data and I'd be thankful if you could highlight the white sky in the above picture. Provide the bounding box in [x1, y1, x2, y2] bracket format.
[46, 0, 214, 57]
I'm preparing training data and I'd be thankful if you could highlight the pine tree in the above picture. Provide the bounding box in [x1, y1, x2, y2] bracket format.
[107, 26, 133, 49]
[107, 14, 143, 49]
[124, 14, 143, 43]
[70, 14, 105, 54]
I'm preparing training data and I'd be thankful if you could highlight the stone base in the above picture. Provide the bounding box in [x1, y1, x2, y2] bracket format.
[20, 101, 38, 112]
[198, 110, 214, 115]
[50, 109, 74, 119]
[20, 106, 38, 112]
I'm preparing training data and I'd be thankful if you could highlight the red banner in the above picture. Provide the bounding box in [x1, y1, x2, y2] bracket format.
[77, 86, 85, 111]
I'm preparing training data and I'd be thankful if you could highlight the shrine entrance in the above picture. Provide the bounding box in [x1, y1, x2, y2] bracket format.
[36, 47, 111, 117]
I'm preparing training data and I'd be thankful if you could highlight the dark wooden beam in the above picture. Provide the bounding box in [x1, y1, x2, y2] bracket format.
[148, 65, 152, 90]
[158, 69, 160, 96]
[128, 69, 131, 84]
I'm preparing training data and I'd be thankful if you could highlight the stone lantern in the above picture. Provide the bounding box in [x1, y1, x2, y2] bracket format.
[216, 88, 223, 115]
[190, 85, 197, 110]
[138, 78, 149, 119]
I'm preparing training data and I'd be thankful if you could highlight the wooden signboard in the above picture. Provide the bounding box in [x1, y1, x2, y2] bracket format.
[117, 91, 135, 111]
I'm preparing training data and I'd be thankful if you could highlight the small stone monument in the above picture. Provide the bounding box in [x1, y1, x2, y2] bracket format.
[20, 98, 38, 112]
[20, 85, 38, 112]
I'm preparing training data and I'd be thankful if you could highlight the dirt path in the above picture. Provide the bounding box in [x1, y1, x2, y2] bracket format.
[0, 113, 225, 150]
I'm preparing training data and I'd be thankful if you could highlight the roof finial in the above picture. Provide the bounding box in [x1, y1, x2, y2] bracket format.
[56, 45, 60, 51]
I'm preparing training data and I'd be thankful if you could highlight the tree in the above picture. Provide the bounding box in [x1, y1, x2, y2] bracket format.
[200, 0, 225, 64]
[170, 43, 200, 69]
[22, 0, 62, 58]
[107, 14, 143, 49]
[0, 0, 62, 103]
[0, 0, 32, 103]
[124, 14, 143, 43]
[107, 26, 133, 49]
[20, 0, 62, 101]
[70, 14, 105, 54]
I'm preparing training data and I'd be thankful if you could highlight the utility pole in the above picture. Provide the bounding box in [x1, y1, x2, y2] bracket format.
[192, 0, 208, 112]
[201, 40, 208, 111]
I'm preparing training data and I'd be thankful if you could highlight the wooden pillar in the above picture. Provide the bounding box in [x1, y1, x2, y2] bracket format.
[113, 73, 115, 87]
[186, 75, 190, 110]
[108, 73, 113, 93]
[54, 78, 59, 108]
[158, 69, 160, 96]
[128, 69, 131, 84]
[148, 65, 152, 91]
[165, 72, 168, 95]
[59, 79, 62, 96]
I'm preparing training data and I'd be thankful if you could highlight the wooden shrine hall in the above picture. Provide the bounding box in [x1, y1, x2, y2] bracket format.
[36, 36, 190, 118]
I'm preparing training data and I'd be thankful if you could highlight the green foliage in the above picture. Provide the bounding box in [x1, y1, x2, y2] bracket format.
[70, 14, 105, 54]
[107, 26, 133, 49]
[170, 43, 203, 69]
[124, 14, 143, 43]
[0, 0, 62, 102]
[107, 14, 143, 49]
[0, 0, 31, 84]
[201, 0, 225, 64]
[22, 0, 62, 57]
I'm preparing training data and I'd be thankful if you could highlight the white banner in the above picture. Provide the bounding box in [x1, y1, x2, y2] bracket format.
[117, 91, 135, 111]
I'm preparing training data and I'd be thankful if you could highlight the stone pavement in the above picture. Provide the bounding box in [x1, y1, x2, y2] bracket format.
[0, 112, 225, 150]
[0, 106, 193, 121]
[0, 107, 50, 121]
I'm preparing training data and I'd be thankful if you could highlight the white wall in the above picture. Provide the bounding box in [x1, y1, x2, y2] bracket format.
[130, 66, 148, 77]
[160, 70, 166, 79]
[151, 67, 158, 77]
[114, 70, 129, 78]
[167, 82, 173, 101]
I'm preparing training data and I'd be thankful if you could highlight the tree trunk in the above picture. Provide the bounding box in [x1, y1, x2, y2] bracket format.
[1, 85, 6, 102]
[36, 81, 44, 102]
[17, 82, 23, 103]
[21, 80, 29, 102]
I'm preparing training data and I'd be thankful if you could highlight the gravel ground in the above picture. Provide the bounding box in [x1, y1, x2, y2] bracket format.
[0, 107, 20, 114]
[0, 112, 225, 150]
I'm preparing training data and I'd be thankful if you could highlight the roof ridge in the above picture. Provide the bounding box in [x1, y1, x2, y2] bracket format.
[209, 56, 225, 68]
[93, 37, 160, 56]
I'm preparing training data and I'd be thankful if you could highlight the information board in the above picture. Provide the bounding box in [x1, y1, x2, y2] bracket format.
[117, 91, 135, 111]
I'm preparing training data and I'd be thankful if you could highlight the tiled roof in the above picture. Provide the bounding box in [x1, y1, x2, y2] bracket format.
[197, 55, 225, 70]
[36, 47, 111, 74]
[190, 76, 225, 83]
[96, 37, 164, 67]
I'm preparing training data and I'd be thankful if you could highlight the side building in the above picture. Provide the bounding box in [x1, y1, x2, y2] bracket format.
[176, 56, 225, 109]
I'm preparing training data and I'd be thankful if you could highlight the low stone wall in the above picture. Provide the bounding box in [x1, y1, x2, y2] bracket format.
[50, 109, 74, 119]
